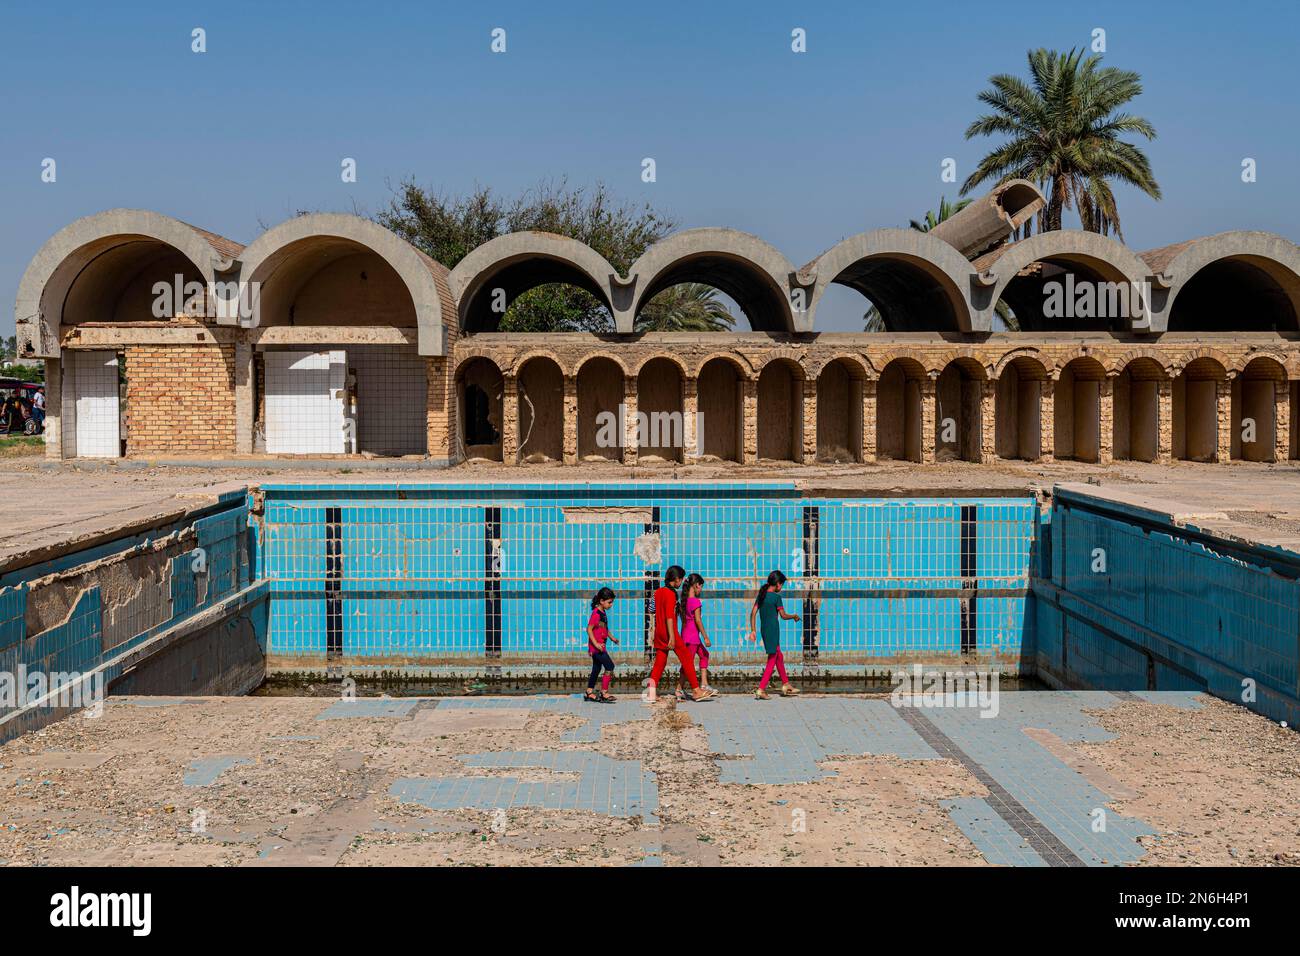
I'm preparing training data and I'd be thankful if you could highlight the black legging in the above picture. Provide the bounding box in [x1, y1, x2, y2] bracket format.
[587, 649, 615, 689]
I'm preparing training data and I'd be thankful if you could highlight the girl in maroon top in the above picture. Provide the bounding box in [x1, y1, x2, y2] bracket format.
[584, 588, 619, 703]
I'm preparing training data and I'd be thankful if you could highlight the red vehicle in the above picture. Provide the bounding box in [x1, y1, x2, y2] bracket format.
[0, 379, 45, 435]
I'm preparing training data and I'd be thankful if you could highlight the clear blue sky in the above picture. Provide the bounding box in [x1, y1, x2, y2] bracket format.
[2, 0, 1298, 334]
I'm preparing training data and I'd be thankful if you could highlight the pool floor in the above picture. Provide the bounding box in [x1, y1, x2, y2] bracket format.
[2, 689, 1296, 867]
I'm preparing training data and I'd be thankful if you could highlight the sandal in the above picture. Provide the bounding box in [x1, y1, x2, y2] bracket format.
[599, 691, 617, 703]
[780, 684, 801, 697]
[692, 688, 719, 701]
[583, 690, 600, 703]
[754, 687, 770, 700]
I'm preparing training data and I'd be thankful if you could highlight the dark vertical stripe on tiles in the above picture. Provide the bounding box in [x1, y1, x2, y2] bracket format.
[802, 505, 820, 658]
[485, 506, 502, 657]
[643, 507, 661, 658]
[960, 504, 978, 655]
[324, 506, 342, 659]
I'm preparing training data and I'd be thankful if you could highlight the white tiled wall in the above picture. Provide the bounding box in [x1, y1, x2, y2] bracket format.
[64, 351, 120, 458]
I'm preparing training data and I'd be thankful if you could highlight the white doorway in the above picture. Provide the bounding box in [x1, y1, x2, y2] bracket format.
[264, 350, 348, 454]
[65, 351, 121, 458]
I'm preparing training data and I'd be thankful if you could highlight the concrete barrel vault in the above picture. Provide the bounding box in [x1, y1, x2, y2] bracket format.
[448, 232, 625, 334]
[234, 213, 454, 356]
[799, 228, 979, 333]
[971, 230, 1157, 332]
[627, 228, 799, 333]
[1142, 231, 1300, 334]
[14, 208, 243, 359]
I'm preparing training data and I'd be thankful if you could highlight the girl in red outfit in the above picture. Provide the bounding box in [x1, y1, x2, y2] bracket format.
[645, 565, 717, 704]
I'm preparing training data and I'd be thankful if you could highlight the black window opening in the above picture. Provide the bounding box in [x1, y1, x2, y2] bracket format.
[463, 384, 500, 446]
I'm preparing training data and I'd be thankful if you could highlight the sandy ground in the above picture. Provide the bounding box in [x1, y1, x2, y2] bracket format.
[1081, 696, 1300, 867]
[0, 692, 1295, 867]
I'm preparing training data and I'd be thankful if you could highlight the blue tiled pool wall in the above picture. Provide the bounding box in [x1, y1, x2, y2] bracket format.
[1031, 490, 1300, 726]
[0, 500, 254, 724]
[256, 483, 1037, 663]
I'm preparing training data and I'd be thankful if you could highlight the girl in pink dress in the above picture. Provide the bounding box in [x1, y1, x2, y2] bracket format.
[675, 573, 712, 697]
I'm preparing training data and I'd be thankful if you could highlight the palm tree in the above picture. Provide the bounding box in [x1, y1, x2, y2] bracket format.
[962, 48, 1160, 238]
[864, 198, 1018, 330]
[636, 283, 736, 332]
[910, 196, 972, 232]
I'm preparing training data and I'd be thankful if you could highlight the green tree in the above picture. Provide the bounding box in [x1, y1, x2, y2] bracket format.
[962, 48, 1160, 238]
[377, 179, 678, 332]
[910, 196, 972, 232]
[865, 197, 1018, 331]
[635, 283, 735, 332]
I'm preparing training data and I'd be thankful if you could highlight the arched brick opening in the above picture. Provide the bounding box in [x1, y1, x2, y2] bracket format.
[876, 358, 926, 462]
[577, 357, 625, 461]
[637, 357, 684, 462]
[456, 358, 503, 461]
[696, 357, 744, 462]
[995, 356, 1048, 460]
[1113, 358, 1166, 462]
[1054, 357, 1107, 462]
[1232, 357, 1286, 461]
[516, 356, 564, 463]
[816, 358, 865, 463]
[935, 358, 985, 462]
[757, 358, 804, 462]
[1173, 357, 1226, 462]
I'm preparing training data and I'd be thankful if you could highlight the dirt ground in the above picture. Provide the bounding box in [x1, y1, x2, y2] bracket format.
[1082, 696, 1300, 867]
[0, 692, 1295, 867]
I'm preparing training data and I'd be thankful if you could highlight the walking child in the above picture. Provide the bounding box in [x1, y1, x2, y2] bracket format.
[584, 587, 619, 703]
[747, 570, 801, 700]
[675, 573, 712, 697]
[646, 565, 718, 703]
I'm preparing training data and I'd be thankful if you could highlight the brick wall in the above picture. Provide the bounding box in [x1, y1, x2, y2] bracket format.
[125, 344, 236, 455]
[425, 357, 454, 460]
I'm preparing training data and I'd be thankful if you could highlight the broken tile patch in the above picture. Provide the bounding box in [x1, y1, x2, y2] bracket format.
[389, 749, 658, 823]
[184, 756, 252, 787]
[316, 699, 420, 720]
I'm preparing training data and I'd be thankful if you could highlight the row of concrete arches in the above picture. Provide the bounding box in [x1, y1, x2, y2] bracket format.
[454, 351, 1297, 466]
[17, 207, 1300, 360]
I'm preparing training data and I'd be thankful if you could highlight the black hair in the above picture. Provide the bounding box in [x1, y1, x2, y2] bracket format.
[679, 573, 705, 618]
[591, 587, 616, 609]
[754, 569, 787, 607]
[664, 565, 686, 587]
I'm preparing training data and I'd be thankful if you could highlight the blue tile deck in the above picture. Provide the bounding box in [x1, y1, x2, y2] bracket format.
[316, 699, 421, 720]
[942, 798, 1048, 867]
[390, 749, 658, 823]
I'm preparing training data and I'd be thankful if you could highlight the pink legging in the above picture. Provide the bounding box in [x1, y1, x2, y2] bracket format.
[759, 650, 788, 689]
